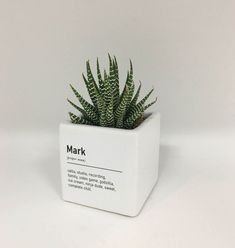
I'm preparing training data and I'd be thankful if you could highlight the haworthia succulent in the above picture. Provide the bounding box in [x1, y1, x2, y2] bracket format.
[126, 81, 135, 111]
[108, 55, 119, 109]
[129, 81, 141, 108]
[69, 112, 92, 125]
[106, 97, 114, 126]
[108, 54, 115, 89]
[70, 84, 99, 121]
[67, 98, 99, 124]
[115, 85, 130, 127]
[103, 70, 112, 105]
[113, 56, 119, 101]
[128, 88, 154, 116]
[144, 97, 157, 110]
[67, 55, 157, 129]
[85, 61, 100, 108]
[119, 60, 133, 105]
[124, 104, 144, 129]
[96, 58, 105, 98]
[139, 88, 154, 105]
[96, 92, 106, 126]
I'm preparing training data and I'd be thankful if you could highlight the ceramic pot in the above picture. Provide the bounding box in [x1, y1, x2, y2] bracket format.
[59, 113, 160, 216]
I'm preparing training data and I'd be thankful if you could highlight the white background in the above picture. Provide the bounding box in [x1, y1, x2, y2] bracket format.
[0, 0, 235, 247]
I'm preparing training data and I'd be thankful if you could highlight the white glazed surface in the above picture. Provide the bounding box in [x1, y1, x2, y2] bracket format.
[59, 113, 160, 216]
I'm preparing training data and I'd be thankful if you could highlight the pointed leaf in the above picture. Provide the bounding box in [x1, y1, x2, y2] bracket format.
[70, 84, 99, 122]
[105, 97, 114, 126]
[126, 81, 141, 114]
[108, 55, 119, 108]
[139, 88, 154, 105]
[113, 56, 120, 101]
[144, 97, 157, 110]
[67, 98, 98, 124]
[131, 81, 141, 106]
[69, 112, 92, 125]
[119, 60, 133, 105]
[124, 104, 144, 129]
[85, 60, 100, 108]
[128, 88, 154, 116]
[102, 70, 112, 105]
[115, 85, 130, 127]
[97, 94, 107, 126]
[96, 58, 105, 98]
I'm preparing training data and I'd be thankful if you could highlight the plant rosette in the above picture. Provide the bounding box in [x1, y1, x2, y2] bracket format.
[59, 55, 160, 216]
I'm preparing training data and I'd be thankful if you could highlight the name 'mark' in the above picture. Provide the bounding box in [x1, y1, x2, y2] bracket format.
[67, 145, 86, 156]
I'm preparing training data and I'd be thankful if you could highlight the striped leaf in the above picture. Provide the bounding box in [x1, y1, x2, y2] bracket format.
[85, 61, 100, 108]
[126, 81, 141, 117]
[68, 55, 157, 129]
[144, 97, 157, 110]
[115, 61, 134, 124]
[67, 98, 98, 124]
[126, 80, 135, 110]
[139, 88, 154, 105]
[69, 112, 92, 125]
[119, 60, 133, 104]
[128, 88, 154, 116]
[70, 84, 99, 121]
[95, 92, 106, 126]
[108, 55, 119, 109]
[124, 104, 144, 129]
[127, 60, 133, 88]
[96, 58, 105, 99]
[130, 81, 141, 107]
[106, 97, 114, 126]
[103, 70, 112, 105]
[115, 85, 130, 127]
[113, 56, 120, 104]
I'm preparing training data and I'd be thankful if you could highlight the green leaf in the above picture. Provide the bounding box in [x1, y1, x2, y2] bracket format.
[124, 104, 144, 129]
[67, 98, 85, 114]
[144, 97, 157, 110]
[70, 84, 99, 122]
[96, 58, 105, 98]
[126, 80, 135, 110]
[126, 81, 141, 116]
[69, 112, 92, 125]
[127, 60, 133, 88]
[115, 60, 134, 126]
[130, 81, 141, 107]
[113, 56, 120, 101]
[139, 88, 154, 105]
[84, 60, 100, 108]
[67, 98, 98, 124]
[67, 56, 157, 129]
[127, 88, 154, 116]
[108, 55, 119, 109]
[119, 60, 134, 106]
[106, 97, 114, 126]
[97, 95, 107, 126]
[115, 85, 130, 128]
[103, 70, 112, 105]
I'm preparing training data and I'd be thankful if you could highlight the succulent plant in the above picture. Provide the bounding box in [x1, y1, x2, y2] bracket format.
[68, 55, 157, 129]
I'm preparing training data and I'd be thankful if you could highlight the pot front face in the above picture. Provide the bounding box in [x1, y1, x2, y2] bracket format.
[59, 113, 160, 216]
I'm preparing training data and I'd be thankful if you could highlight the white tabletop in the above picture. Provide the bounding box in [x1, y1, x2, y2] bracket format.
[1, 129, 234, 248]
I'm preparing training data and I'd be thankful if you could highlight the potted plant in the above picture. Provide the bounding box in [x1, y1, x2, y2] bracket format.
[59, 55, 160, 216]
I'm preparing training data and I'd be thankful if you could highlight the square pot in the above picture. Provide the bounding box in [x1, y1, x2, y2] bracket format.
[59, 113, 160, 216]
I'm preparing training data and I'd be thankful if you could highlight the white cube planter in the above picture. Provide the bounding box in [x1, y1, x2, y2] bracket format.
[59, 113, 160, 216]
